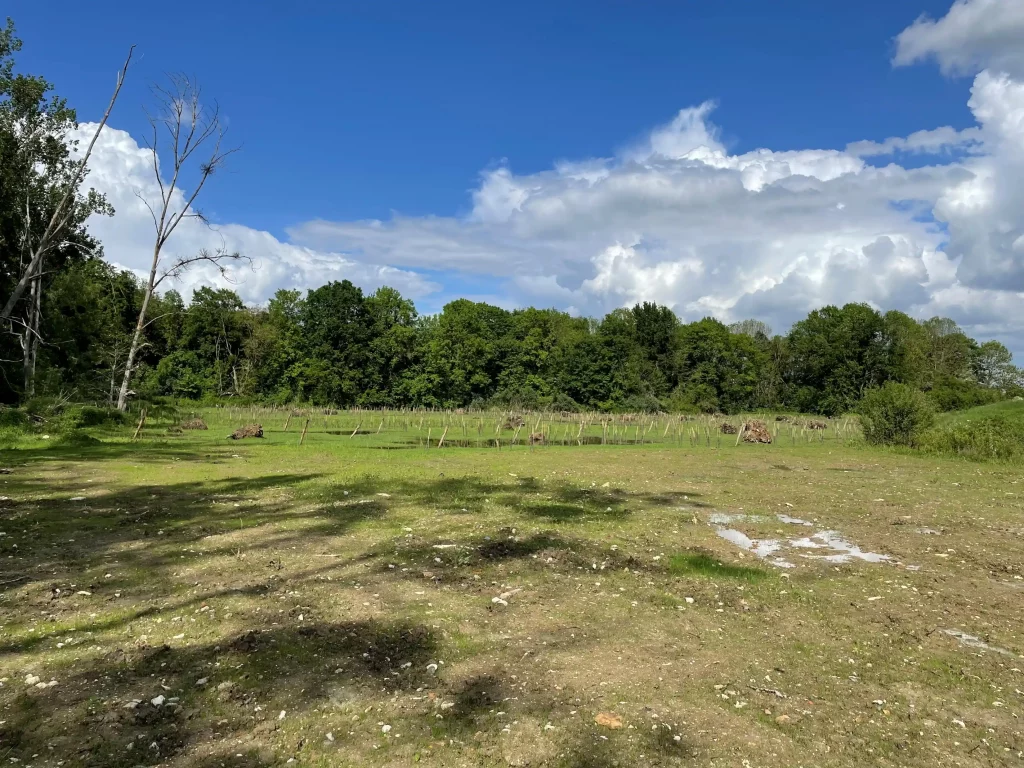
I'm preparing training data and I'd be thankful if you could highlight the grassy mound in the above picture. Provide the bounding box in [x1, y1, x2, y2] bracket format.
[921, 400, 1024, 461]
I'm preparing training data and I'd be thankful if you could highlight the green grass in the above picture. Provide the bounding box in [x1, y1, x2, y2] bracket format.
[667, 551, 771, 582]
[935, 398, 1024, 426]
[0, 407, 1020, 767]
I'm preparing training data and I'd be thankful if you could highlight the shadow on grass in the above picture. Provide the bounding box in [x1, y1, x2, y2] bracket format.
[0, 434, 241, 466]
[334, 473, 709, 519]
[1, 619, 440, 767]
[367, 527, 647, 584]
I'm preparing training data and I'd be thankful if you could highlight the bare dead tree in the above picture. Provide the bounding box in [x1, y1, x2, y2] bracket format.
[0, 47, 134, 322]
[115, 74, 244, 411]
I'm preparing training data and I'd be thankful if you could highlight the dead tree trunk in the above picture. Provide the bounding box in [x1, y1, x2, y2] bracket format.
[20, 260, 42, 397]
[115, 74, 243, 411]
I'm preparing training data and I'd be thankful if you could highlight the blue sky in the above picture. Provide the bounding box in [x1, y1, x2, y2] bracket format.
[11, 1, 972, 232]
[6, 0, 1024, 359]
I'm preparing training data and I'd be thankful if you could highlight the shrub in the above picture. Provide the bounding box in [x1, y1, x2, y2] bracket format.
[53, 430, 102, 447]
[926, 376, 1002, 412]
[858, 382, 934, 446]
[51, 405, 128, 432]
[68, 406, 128, 428]
[920, 417, 1024, 462]
[0, 408, 29, 429]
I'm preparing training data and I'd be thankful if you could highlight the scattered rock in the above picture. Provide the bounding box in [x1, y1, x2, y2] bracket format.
[595, 712, 623, 729]
[151, 695, 166, 706]
[24, 674, 39, 686]
[775, 714, 791, 725]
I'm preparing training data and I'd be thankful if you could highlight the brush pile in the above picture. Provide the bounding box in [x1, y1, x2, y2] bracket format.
[807, 420, 828, 430]
[742, 420, 773, 444]
[229, 424, 263, 440]
[181, 418, 208, 430]
[720, 422, 738, 434]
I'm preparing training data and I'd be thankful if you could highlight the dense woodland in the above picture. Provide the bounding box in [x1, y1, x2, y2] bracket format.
[1, 20, 1021, 417]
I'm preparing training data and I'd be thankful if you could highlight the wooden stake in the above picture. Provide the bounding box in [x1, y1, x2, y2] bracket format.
[132, 409, 147, 441]
[299, 418, 309, 446]
[437, 425, 449, 448]
[350, 422, 361, 438]
[283, 413, 292, 432]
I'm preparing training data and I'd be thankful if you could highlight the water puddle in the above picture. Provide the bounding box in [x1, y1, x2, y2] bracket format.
[713, 529, 794, 568]
[709, 512, 766, 525]
[789, 531, 890, 563]
[710, 512, 888, 568]
[940, 629, 1019, 658]
[777, 514, 814, 527]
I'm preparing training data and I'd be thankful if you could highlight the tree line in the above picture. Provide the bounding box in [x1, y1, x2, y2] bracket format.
[1, 19, 1020, 415]
[7, 270, 1021, 415]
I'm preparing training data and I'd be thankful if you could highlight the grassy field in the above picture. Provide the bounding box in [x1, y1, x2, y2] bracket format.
[0, 408, 1022, 767]
[936, 399, 1024, 427]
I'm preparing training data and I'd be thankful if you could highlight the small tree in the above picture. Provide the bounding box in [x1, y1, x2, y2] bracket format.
[859, 381, 934, 447]
[115, 74, 244, 411]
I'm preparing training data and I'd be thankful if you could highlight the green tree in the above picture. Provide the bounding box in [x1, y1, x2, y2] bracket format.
[673, 317, 762, 413]
[0, 19, 117, 399]
[972, 340, 1016, 389]
[786, 303, 888, 415]
[291, 280, 370, 405]
[413, 300, 511, 407]
[363, 286, 417, 405]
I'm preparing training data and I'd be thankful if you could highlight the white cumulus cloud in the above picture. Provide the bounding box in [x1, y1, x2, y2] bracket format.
[72, 125, 441, 304]
[73, 0, 1024, 361]
[894, 0, 1024, 77]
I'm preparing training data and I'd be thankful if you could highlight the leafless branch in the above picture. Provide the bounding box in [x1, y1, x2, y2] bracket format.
[154, 248, 247, 289]
[1, 45, 135, 320]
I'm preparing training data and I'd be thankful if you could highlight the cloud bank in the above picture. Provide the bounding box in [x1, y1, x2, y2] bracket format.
[76, 0, 1024, 358]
